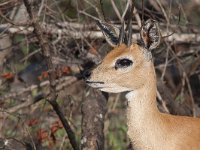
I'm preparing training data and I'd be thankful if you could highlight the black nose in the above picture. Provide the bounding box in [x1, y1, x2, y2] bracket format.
[83, 69, 91, 80]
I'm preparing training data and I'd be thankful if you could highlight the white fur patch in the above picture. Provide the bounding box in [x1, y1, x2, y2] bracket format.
[125, 91, 137, 102]
[100, 86, 131, 93]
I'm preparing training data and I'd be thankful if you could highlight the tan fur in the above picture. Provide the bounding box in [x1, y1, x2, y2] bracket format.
[87, 44, 200, 150]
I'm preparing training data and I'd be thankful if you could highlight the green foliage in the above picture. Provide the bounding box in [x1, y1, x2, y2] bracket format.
[14, 35, 29, 55]
[105, 109, 128, 150]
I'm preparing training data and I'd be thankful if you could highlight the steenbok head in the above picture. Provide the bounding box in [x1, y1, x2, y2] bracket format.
[83, 19, 160, 93]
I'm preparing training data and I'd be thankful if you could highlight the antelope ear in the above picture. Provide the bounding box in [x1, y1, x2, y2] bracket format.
[96, 20, 120, 47]
[140, 19, 161, 50]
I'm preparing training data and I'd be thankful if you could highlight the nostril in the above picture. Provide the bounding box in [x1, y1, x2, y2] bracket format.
[83, 70, 91, 80]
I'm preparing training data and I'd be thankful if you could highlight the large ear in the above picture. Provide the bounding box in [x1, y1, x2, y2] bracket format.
[96, 20, 120, 47]
[140, 19, 161, 50]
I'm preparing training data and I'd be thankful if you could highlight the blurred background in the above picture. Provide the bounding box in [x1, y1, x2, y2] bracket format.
[0, 0, 200, 149]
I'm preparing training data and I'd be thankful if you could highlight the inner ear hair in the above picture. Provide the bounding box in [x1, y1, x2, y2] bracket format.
[140, 19, 161, 50]
[96, 20, 119, 47]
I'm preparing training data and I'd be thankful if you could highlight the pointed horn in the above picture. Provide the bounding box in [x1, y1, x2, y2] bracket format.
[127, 0, 134, 46]
[127, 16, 132, 46]
[118, 21, 125, 45]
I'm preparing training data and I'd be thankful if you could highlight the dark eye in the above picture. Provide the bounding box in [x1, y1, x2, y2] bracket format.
[115, 58, 133, 69]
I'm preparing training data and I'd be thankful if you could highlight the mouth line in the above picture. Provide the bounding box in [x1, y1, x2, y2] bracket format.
[86, 81, 105, 84]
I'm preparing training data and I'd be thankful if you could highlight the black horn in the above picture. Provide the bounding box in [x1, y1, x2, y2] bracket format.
[118, 21, 125, 45]
[127, 16, 132, 46]
[127, 0, 134, 46]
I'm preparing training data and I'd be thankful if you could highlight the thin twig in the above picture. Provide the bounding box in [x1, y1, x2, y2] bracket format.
[155, 0, 169, 23]
[99, 0, 106, 20]
[122, 0, 131, 19]
[79, 10, 100, 21]
[110, 0, 122, 22]
[169, 45, 197, 117]
[161, 44, 170, 80]
[133, 7, 141, 27]
[37, 0, 45, 17]
[184, 72, 196, 117]
[157, 90, 170, 113]
[142, 0, 144, 25]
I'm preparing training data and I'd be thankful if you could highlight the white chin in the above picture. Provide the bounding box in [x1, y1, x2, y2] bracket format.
[88, 83, 103, 88]
[87, 82, 130, 93]
[100, 87, 129, 93]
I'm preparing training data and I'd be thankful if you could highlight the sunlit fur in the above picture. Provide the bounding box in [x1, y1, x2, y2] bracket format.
[87, 44, 200, 150]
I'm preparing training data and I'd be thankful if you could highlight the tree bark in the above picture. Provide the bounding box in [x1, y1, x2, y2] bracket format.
[81, 90, 108, 150]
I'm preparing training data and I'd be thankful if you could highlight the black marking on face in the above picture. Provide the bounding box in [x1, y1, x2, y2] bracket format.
[115, 58, 133, 70]
[86, 81, 105, 84]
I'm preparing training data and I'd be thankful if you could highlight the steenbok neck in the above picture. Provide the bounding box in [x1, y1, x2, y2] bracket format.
[126, 61, 162, 148]
[126, 61, 157, 113]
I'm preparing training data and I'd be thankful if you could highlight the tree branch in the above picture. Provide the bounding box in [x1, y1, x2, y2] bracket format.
[1, 23, 200, 43]
[22, 0, 79, 149]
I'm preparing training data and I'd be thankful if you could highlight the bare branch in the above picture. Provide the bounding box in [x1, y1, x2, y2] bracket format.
[1, 23, 200, 43]
[22, 0, 80, 149]
[110, 0, 122, 22]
